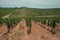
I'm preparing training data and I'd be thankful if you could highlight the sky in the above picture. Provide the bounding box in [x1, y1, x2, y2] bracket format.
[0, 0, 60, 8]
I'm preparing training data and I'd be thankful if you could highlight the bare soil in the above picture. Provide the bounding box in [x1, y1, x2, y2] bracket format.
[2, 13, 12, 18]
[0, 19, 60, 40]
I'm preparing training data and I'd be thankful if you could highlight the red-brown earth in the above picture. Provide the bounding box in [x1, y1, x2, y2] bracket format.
[0, 19, 60, 40]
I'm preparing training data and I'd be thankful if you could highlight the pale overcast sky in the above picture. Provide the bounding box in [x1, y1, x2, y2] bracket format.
[0, 0, 60, 8]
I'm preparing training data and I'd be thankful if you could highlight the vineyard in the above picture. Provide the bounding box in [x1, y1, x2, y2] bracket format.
[0, 8, 60, 29]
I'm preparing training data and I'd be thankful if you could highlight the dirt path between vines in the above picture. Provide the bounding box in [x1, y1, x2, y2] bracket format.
[10, 19, 60, 40]
[0, 19, 60, 40]
[0, 23, 8, 40]
[2, 13, 12, 18]
[8, 19, 27, 40]
[2, 9, 18, 18]
[22, 20, 60, 40]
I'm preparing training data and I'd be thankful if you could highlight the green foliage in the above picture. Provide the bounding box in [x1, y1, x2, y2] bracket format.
[0, 8, 14, 17]
[25, 16, 31, 27]
[32, 17, 60, 28]
[0, 8, 60, 28]
[0, 18, 4, 24]
[4, 17, 23, 28]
